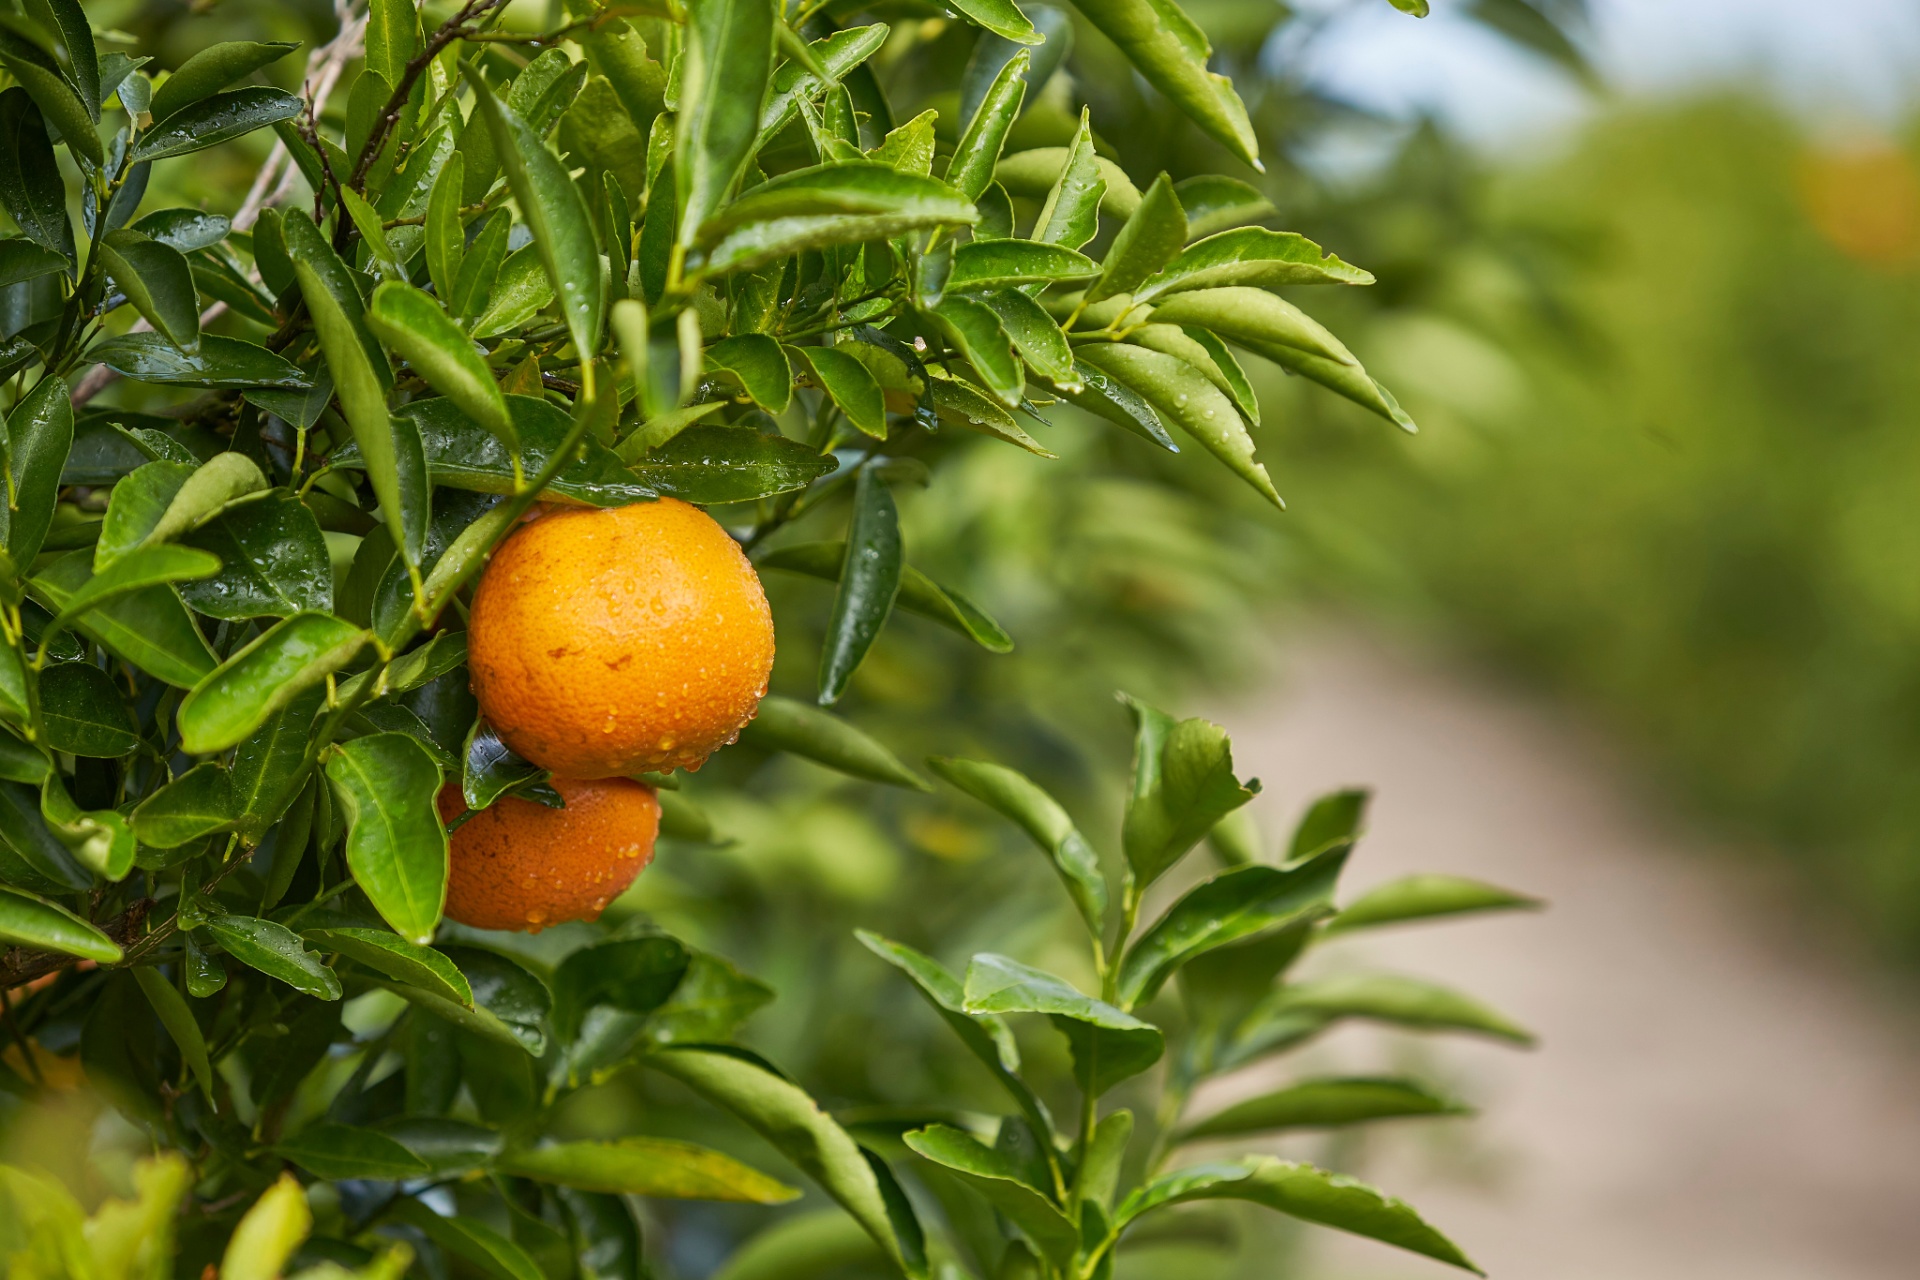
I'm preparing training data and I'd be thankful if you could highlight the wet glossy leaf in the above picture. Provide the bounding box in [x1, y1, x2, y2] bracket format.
[39, 661, 139, 757]
[979, 289, 1076, 385]
[130, 87, 304, 163]
[927, 378, 1052, 456]
[0, 237, 66, 287]
[148, 39, 298, 122]
[738, 696, 928, 790]
[461, 718, 542, 812]
[384, 945, 550, 1054]
[203, 912, 341, 999]
[788, 344, 884, 437]
[1180, 1077, 1467, 1141]
[131, 207, 231, 253]
[629, 424, 835, 504]
[132, 967, 214, 1101]
[388, 1201, 544, 1280]
[364, 0, 416, 89]
[181, 491, 331, 619]
[471, 239, 553, 337]
[644, 1046, 925, 1277]
[131, 762, 234, 847]
[3, 374, 72, 567]
[498, 1137, 800, 1203]
[1139, 227, 1372, 302]
[696, 164, 976, 274]
[1066, 0, 1257, 166]
[424, 150, 465, 300]
[677, 0, 775, 245]
[950, 240, 1097, 291]
[39, 775, 134, 880]
[99, 230, 200, 351]
[30, 551, 217, 688]
[905, 1125, 1076, 1265]
[369, 281, 517, 455]
[97, 453, 266, 569]
[230, 686, 324, 842]
[0, 90, 75, 257]
[756, 25, 888, 148]
[473, 78, 605, 375]
[705, 334, 792, 411]
[0, 779, 90, 890]
[1087, 172, 1186, 304]
[378, 1118, 503, 1176]
[819, 466, 901, 705]
[1264, 973, 1535, 1045]
[326, 732, 447, 944]
[930, 296, 1022, 406]
[1117, 1158, 1481, 1274]
[1119, 695, 1259, 890]
[962, 953, 1163, 1096]
[553, 935, 688, 1042]
[998, 145, 1139, 222]
[928, 757, 1106, 933]
[0, 27, 101, 168]
[88, 332, 309, 389]
[276, 1123, 431, 1181]
[306, 926, 472, 1007]
[176, 612, 366, 754]
[1116, 848, 1345, 1008]
[0, 884, 120, 961]
[1058, 357, 1175, 451]
[945, 50, 1027, 202]
[1326, 874, 1541, 934]
[1076, 342, 1279, 507]
[758, 540, 1013, 652]
[1173, 175, 1277, 239]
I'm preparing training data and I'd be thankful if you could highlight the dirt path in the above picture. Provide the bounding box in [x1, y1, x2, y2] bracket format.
[1204, 631, 1920, 1280]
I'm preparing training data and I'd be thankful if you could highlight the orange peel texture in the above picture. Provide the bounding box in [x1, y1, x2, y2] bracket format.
[467, 497, 775, 778]
[440, 778, 660, 932]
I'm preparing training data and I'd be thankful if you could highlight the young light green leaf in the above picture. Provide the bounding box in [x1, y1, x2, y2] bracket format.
[132, 967, 215, 1102]
[819, 466, 902, 705]
[221, 1176, 311, 1280]
[86, 332, 310, 389]
[756, 24, 889, 148]
[96, 452, 265, 569]
[325, 732, 448, 944]
[29, 550, 217, 689]
[304, 927, 472, 1008]
[1117, 1157, 1480, 1273]
[903, 1126, 1077, 1267]
[0, 885, 120, 961]
[945, 49, 1028, 202]
[364, 0, 417, 89]
[129, 762, 235, 848]
[1075, 342, 1280, 507]
[962, 953, 1163, 1096]
[950, 0, 1042, 42]
[368, 281, 518, 457]
[176, 611, 367, 754]
[1086, 172, 1186, 304]
[1064, 0, 1258, 167]
[757, 541, 1013, 652]
[96, 231, 200, 352]
[788, 344, 885, 438]
[979, 288, 1077, 386]
[998, 146, 1139, 222]
[202, 912, 342, 1000]
[1116, 848, 1346, 1009]
[643, 1046, 927, 1278]
[702, 163, 977, 241]
[130, 87, 304, 163]
[705, 334, 792, 411]
[1173, 175, 1277, 239]
[949, 240, 1098, 291]
[1265, 973, 1536, 1045]
[39, 775, 134, 880]
[1325, 874, 1542, 934]
[148, 39, 299, 122]
[496, 1138, 800, 1203]
[930, 296, 1023, 407]
[737, 696, 925, 789]
[1118, 694, 1259, 890]
[1138, 227, 1373, 301]
[1058, 357, 1175, 451]
[3, 374, 72, 568]
[1147, 286, 1358, 367]
[1179, 1077, 1468, 1141]
[927, 757, 1106, 934]
[1289, 787, 1369, 861]
[676, 0, 775, 246]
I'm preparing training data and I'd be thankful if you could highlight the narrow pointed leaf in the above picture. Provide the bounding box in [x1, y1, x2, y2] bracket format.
[369, 281, 517, 455]
[904, 1126, 1076, 1266]
[1076, 342, 1279, 507]
[1087, 172, 1186, 303]
[29, 551, 217, 688]
[4, 375, 73, 567]
[930, 296, 1022, 406]
[945, 49, 1027, 201]
[276, 1124, 431, 1180]
[1180, 1078, 1468, 1141]
[87, 333, 309, 389]
[387, 1202, 543, 1280]
[305, 927, 471, 1007]
[739, 696, 927, 789]
[962, 953, 1163, 1095]
[0, 885, 120, 961]
[129, 87, 303, 163]
[1266, 973, 1536, 1045]
[1062, 0, 1258, 166]
[927, 757, 1106, 934]
[148, 39, 299, 123]
[132, 967, 215, 1102]
[818, 466, 901, 704]
[203, 912, 341, 999]
[325, 732, 448, 944]
[176, 611, 367, 754]
[757, 541, 1013, 652]
[129, 762, 235, 847]
[789, 344, 885, 438]
[677, 0, 775, 245]
[1326, 874, 1542, 934]
[496, 1138, 800, 1203]
[1139, 227, 1372, 301]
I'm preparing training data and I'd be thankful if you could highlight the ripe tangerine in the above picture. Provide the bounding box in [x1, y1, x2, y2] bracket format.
[439, 778, 660, 932]
[466, 497, 774, 778]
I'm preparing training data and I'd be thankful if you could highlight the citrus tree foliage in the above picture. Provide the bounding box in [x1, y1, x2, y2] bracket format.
[0, 0, 1536, 1274]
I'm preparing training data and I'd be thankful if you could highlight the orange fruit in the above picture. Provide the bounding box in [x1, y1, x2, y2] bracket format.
[439, 779, 660, 932]
[466, 497, 775, 778]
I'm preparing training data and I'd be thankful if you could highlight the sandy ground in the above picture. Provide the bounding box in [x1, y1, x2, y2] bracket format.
[1203, 631, 1920, 1280]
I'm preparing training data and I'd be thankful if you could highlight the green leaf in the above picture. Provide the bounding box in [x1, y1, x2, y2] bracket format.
[1326, 874, 1541, 934]
[0, 729, 49, 783]
[629, 425, 835, 504]
[819, 466, 901, 705]
[1138, 227, 1372, 302]
[704, 334, 791, 412]
[181, 491, 332, 619]
[1075, 1108, 1133, 1207]
[756, 25, 888, 149]
[325, 732, 448, 945]
[177, 612, 366, 754]
[472, 77, 606, 380]
[978, 288, 1076, 386]
[0, 779, 90, 890]
[497, 1138, 800, 1203]
[21, 0, 97, 117]
[228, 685, 323, 844]
[29, 550, 217, 689]
[962, 953, 1163, 1096]
[0, 26, 101, 168]
[757, 540, 1013, 652]
[388, 1201, 543, 1280]
[148, 40, 298, 123]
[1062, 0, 1257, 167]
[647, 950, 774, 1045]
[453, 209, 512, 327]
[39, 661, 140, 757]
[3, 374, 73, 567]
[999, 147, 1140, 222]
[945, 49, 1027, 202]
[369, 281, 518, 456]
[1058, 357, 1175, 451]
[643, 1046, 927, 1278]
[220, 1176, 312, 1280]
[96, 454, 266, 570]
[1263, 974, 1536, 1045]
[425, 150, 465, 304]
[1116, 848, 1345, 1009]
[738, 695, 927, 790]
[132, 967, 215, 1102]
[695, 164, 976, 276]
[950, 240, 1097, 291]
[1087, 172, 1186, 304]
[1289, 787, 1369, 861]
[0, 89, 74, 258]
[1174, 175, 1277, 239]
[39, 775, 134, 880]
[927, 377, 1053, 456]
[1146, 286, 1359, 369]
[903, 1126, 1077, 1266]
[552, 935, 688, 1043]
[130, 761, 234, 847]
[0, 884, 120, 961]
[1180, 1077, 1468, 1141]
[99, 230, 201, 352]
[364, 0, 417, 89]
[1119, 696, 1259, 890]
[305, 926, 471, 1007]
[461, 719, 541, 812]
[930, 296, 1023, 407]
[86, 333, 309, 389]
[203, 912, 342, 1000]
[788, 344, 884, 438]
[927, 757, 1106, 934]
[130, 87, 304, 163]
[383, 945, 550, 1055]
[677, 0, 775, 246]
[1075, 342, 1279, 507]
[0, 237, 66, 287]
[276, 1123, 432, 1181]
